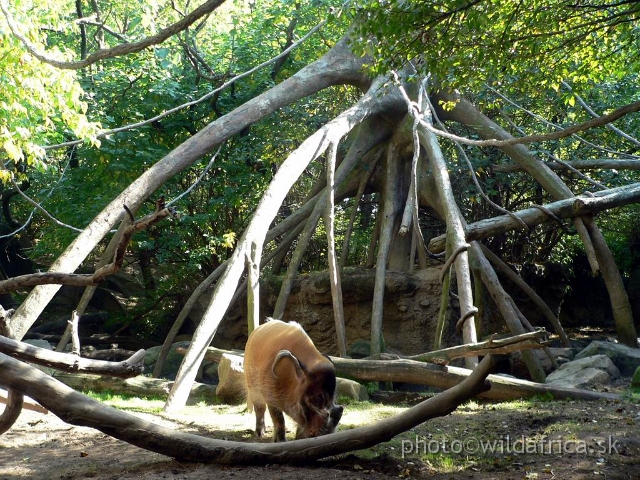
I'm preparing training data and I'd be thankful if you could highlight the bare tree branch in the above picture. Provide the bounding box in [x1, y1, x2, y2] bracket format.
[561, 80, 640, 148]
[0, 351, 495, 462]
[426, 96, 640, 148]
[0, 207, 176, 294]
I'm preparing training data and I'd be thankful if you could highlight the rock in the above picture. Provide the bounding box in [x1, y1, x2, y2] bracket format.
[546, 354, 620, 389]
[143, 345, 162, 367]
[336, 378, 369, 401]
[349, 339, 372, 359]
[202, 361, 219, 384]
[551, 354, 620, 378]
[215, 353, 246, 404]
[511, 347, 574, 376]
[144, 341, 198, 380]
[574, 340, 640, 376]
[632, 366, 640, 391]
[546, 367, 613, 390]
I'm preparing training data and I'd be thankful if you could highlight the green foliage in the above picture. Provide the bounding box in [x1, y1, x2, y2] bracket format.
[0, 3, 99, 169]
[352, 0, 640, 94]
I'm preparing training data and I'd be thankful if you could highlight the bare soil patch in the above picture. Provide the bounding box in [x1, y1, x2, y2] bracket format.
[1, 394, 639, 479]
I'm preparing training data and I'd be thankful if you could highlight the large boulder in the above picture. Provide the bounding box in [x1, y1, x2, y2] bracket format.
[546, 354, 620, 390]
[336, 378, 369, 401]
[574, 340, 640, 377]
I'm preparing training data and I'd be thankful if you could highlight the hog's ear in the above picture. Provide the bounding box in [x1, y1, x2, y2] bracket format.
[272, 350, 307, 380]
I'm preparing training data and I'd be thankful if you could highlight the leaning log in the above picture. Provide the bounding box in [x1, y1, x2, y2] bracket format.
[0, 351, 494, 462]
[408, 330, 550, 364]
[428, 182, 640, 253]
[331, 357, 621, 401]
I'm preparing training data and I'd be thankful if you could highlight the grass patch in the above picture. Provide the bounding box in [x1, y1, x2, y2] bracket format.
[84, 390, 165, 414]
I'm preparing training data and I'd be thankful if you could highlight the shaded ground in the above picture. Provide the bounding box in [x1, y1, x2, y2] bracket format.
[1, 393, 639, 479]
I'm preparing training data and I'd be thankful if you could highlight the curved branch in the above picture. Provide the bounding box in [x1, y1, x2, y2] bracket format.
[0, 351, 494, 462]
[0, 0, 226, 70]
[43, 16, 332, 151]
[0, 387, 22, 435]
[562, 80, 640, 148]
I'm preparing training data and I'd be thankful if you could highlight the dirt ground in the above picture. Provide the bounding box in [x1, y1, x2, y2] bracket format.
[1, 392, 639, 480]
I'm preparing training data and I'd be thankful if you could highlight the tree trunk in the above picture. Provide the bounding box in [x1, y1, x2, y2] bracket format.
[419, 117, 478, 367]
[469, 242, 547, 382]
[324, 142, 348, 357]
[339, 150, 380, 268]
[8, 36, 371, 341]
[437, 92, 637, 348]
[165, 77, 403, 413]
[582, 215, 638, 347]
[370, 135, 405, 356]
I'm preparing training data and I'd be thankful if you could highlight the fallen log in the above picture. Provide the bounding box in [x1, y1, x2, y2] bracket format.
[0, 335, 145, 378]
[178, 345, 620, 401]
[331, 357, 621, 401]
[0, 351, 494, 463]
[428, 182, 640, 253]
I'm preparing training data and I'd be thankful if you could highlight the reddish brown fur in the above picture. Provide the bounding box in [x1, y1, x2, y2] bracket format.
[244, 318, 343, 442]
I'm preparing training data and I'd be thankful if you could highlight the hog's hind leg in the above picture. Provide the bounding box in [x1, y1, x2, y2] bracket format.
[254, 403, 266, 438]
[268, 405, 286, 442]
